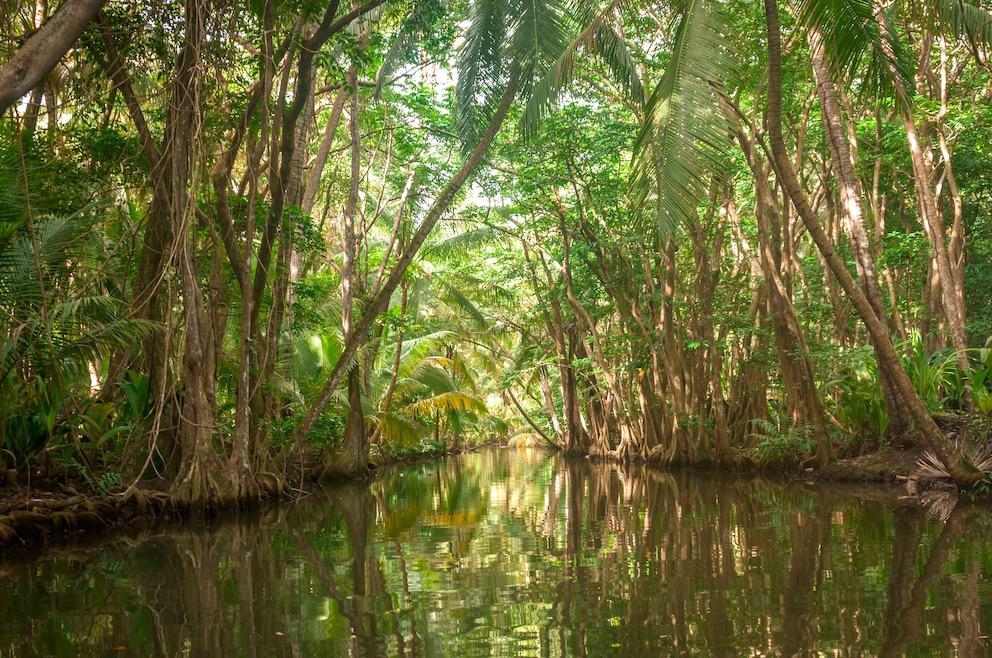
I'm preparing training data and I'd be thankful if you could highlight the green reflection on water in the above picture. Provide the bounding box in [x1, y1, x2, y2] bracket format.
[1, 448, 992, 657]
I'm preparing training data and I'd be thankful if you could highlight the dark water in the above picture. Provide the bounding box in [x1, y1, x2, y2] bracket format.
[1, 448, 991, 657]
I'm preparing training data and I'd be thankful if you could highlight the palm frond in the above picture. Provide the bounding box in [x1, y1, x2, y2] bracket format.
[61, 314, 158, 362]
[629, 0, 734, 238]
[375, 410, 425, 445]
[294, 330, 345, 383]
[408, 360, 459, 394]
[0, 214, 90, 307]
[390, 376, 431, 401]
[510, 0, 572, 97]
[0, 212, 157, 387]
[521, 0, 643, 135]
[447, 351, 479, 392]
[455, 0, 512, 150]
[935, 0, 992, 45]
[395, 330, 458, 377]
[797, 0, 913, 97]
[423, 226, 501, 259]
[437, 280, 487, 326]
[402, 390, 488, 417]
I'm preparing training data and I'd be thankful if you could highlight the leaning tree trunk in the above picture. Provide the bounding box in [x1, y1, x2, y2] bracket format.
[764, 0, 983, 488]
[880, 21, 972, 395]
[809, 38, 914, 442]
[0, 0, 108, 113]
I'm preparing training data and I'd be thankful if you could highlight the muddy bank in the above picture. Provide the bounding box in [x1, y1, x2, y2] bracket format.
[0, 443, 964, 563]
[812, 448, 924, 483]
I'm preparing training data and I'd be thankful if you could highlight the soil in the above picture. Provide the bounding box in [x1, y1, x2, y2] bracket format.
[814, 447, 925, 483]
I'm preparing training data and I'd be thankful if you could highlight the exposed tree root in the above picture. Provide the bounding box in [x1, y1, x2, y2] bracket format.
[319, 449, 374, 482]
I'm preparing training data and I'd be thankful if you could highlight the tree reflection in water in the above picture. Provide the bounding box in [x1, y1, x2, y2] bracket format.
[0, 448, 990, 656]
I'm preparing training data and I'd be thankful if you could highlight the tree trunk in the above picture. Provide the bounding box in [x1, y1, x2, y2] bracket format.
[320, 64, 367, 478]
[302, 87, 348, 215]
[808, 38, 913, 443]
[287, 75, 520, 456]
[167, 0, 234, 507]
[764, 0, 983, 488]
[322, 365, 369, 479]
[879, 11, 971, 399]
[732, 125, 833, 463]
[0, 0, 108, 114]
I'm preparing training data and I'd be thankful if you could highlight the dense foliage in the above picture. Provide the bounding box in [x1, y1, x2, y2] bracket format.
[2, 0, 992, 500]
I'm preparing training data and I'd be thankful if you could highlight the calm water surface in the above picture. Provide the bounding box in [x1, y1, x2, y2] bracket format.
[1, 448, 991, 656]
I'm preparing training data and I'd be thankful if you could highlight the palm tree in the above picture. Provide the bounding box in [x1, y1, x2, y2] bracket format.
[0, 210, 154, 468]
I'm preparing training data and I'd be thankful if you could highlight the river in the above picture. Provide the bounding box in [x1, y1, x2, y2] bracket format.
[0, 447, 989, 656]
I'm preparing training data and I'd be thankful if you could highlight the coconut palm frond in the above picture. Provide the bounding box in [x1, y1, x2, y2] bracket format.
[472, 348, 504, 380]
[446, 351, 479, 392]
[0, 214, 90, 307]
[797, 0, 913, 97]
[423, 226, 501, 259]
[391, 376, 432, 401]
[917, 438, 992, 480]
[376, 410, 425, 446]
[408, 360, 459, 394]
[437, 281, 487, 326]
[402, 390, 488, 417]
[441, 269, 518, 312]
[520, 0, 643, 135]
[395, 330, 459, 377]
[630, 0, 735, 239]
[935, 0, 992, 46]
[294, 330, 345, 384]
[511, 0, 573, 98]
[455, 0, 512, 150]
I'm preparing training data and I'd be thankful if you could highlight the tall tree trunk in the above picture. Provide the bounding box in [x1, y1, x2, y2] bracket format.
[732, 124, 833, 463]
[302, 87, 348, 215]
[879, 11, 971, 397]
[321, 63, 367, 478]
[808, 37, 914, 442]
[764, 0, 983, 487]
[169, 0, 228, 506]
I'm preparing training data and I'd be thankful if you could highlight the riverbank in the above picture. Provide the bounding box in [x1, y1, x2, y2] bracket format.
[0, 440, 970, 563]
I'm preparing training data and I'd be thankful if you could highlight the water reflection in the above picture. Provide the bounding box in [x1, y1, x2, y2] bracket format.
[0, 448, 990, 656]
